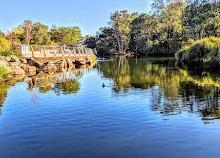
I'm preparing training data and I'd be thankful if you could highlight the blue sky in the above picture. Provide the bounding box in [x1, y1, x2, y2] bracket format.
[0, 0, 153, 35]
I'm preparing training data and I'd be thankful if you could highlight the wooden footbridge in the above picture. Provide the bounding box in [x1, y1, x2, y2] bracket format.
[17, 44, 97, 58]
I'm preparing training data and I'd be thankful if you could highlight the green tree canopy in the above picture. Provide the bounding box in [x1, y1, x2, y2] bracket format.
[50, 25, 82, 46]
[32, 22, 51, 45]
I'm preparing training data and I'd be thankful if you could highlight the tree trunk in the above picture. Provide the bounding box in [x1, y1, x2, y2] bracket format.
[117, 30, 122, 54]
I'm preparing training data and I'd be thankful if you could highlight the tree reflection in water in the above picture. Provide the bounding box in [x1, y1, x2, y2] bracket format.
[0, 65, 94, 118]
[0, 83, 10, 116]
[28, 70, 81, 96]
[98, 58, 220, 120]
[53, 79, 80, 96]
[1, 58, 220, 120]
[0, 80, 22, 116]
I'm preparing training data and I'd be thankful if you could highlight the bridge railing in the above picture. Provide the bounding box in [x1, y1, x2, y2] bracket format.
[17, 45, 97, 58]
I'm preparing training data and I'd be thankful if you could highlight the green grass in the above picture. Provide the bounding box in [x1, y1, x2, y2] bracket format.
[0, 66, 9, 79]
[176, 37, 220, 67]
[0, 50, 23, 58]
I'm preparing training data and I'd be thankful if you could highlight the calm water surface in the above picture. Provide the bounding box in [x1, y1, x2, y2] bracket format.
[1, 58, 220, 158]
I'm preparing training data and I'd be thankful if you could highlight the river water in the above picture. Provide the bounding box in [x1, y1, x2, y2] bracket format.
[1, 58, 220, 158]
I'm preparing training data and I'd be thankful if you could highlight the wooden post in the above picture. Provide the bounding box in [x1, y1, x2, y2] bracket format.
[53, 47, 56, 57]
[81, 48, 83, 56]
[40, 47, 42, 56]
[68, 47, 70, 56]
[84, 48, 86, 55]
[31, 46, 34, 57]
[73, 48, 76, 56]
[61, 47, 64, 56]
[78, 48, 81, 56]
[83, 48, 85, 56]
[44, 47, 46, 57]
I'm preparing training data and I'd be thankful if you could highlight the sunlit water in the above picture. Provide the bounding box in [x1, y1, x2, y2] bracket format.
[1, 58, 220, 158]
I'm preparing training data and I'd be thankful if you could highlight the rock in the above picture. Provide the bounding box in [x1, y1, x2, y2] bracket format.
[20, 64, 27, 70]
[35, 71, 49, 78]
[66, 59, 74, 69]
[19, 59, 27, 64]
[25, 66, 36, 76]
[85, 57, 93, 65]
[42, 61, 57, 73]
[0, 77, 4, 84]
[0, 56, 5, 61]
[8, 62, 25, 76]
[9, 55, 20, 62]
[55, 60, 67, 71]
[75, 58, 86, 65]
[4, 57, 11, 62]
[0, 60, 8, 67]
[8, 62, 20, 67]
[27, 59, 41, 68]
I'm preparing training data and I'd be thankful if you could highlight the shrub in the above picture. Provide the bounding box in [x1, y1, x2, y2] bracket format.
[175, 37, 220, 67]
[0, 37, 10, 51]
[176, 49, 186, 61]
[0, 66, 9, 79]
[0, 50, 23, 58]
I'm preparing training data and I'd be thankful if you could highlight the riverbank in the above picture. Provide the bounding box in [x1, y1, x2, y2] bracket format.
[0, 53, 96, 83]
[175, 37, 220, 67]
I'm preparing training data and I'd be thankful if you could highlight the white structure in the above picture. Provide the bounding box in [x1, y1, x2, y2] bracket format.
[16, 44, 97, 58]
[16, 44, 29, 55]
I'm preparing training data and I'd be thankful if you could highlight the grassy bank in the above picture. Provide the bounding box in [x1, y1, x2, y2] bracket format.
[176, 37, 220, 67]
[0, 66, 9, 82]
[0, 51, 23, 58]
[0, 51, 23, 82]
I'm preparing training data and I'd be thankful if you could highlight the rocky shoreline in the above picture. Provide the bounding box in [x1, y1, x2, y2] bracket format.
[0, 55, 94, 83]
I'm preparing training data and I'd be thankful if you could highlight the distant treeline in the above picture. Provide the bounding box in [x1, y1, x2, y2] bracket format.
[84, 0, 220, 56]
[0, 20, 83, 51]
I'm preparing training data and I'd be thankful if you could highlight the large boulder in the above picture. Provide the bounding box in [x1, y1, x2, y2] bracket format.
[19, 58, 27, 64]
[35, 71, 49, 78]
[85, 57, 93, 65]
[27, 59, 41, 68]
[42, 61, 57, 73]
[55, 60, 67, 71]
[9, 55, 20, 62]
[0, 56, 5, 61]
[4, 56, 11, 62]
[8, 62, 25, 76]
[75, 58, 86, 65]
[25, 66, 36, 76]
[0, 60, 8, 67]
[20, 64, 27, 70]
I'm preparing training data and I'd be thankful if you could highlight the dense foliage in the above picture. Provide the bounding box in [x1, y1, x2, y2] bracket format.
[1, 0, 219, 58]
[92, 0, 220, 56]
[0, 37, 10, 51]
[176, 37, 220, 67]
[0, 51, 23, 58]
[0, 21, 83, 51]
[0, 66, 9, 79]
